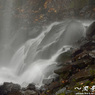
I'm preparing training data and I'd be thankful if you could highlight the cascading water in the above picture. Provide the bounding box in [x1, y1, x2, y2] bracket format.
[0, 0, 94, 88]
[0, 19, 91, 87]
[0, 0, 15, 65]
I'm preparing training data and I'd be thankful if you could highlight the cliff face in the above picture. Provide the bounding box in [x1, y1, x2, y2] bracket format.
[0, 0, 95, 25]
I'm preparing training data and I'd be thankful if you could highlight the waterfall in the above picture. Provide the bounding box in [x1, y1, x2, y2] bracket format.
[0, 0, 92, 86]
[0, 0, 15, 65]
[0, 18, 90, 87]
[0, 0, 93, 87]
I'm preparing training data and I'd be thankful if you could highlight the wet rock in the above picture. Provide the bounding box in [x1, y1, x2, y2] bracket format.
[77, 79, 89, 85]
[72, 50, 91, 62]
[27, 83, 36, 90]
[89, 50, 95, 58]
[72, 48, 83, 58]
[72, 59, 92, 70]
[80, 6, 89, 13]
[85, 12, 92, 19]
[81, 41, 95, 50]
[54, 65, 72, 75]
[56, 50, 72, 63]
[55, 87, 66, 95]
[48, 81, 60, 91]
[0, 82, 21, 95]
[48, 74, 60, 81]
[40, 85, 47, 92]
[70, 65, 95, 82]
[43, 78, 53, 85]
[86, 22, 95, 40]
[24, 90, 38, 95]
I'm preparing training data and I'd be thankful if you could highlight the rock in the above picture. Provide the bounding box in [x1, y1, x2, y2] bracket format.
[48, 81, 60, 91]
[56, 50, 72, 63]
[55, 87, 66, 95]
[80, 6, 89, 13]
[72, 59, 92, 70]
[48, 74, 60, 81]
[43, 78, 53, 85]
[86, 22, 95, 40]
[24, 90, 38, 95]
[85, 12, 92, 19]
[92, 35, 95, 40]
[54, 65, 72, 75]
[27, 83, 36, 90]
[72, 50, 91, 62]
[0, 82, 21, 95]
[81, 41, 95, 51]
[70, 65, 95, 82]
[40, 85, 47, 92]
[72, 48, 83, 58]
[89, 50, 95, 58]
[65, 90, 74, 95]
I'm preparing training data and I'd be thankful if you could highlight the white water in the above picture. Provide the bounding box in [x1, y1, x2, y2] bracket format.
[0, 0, 15, 65]
[0, 20, 87, 87]
[0, 0, 93, 87]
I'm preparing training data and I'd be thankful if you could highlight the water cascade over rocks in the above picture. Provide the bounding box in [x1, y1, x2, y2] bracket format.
[0, 0, 93, 88]
[0, 18, 92, 87]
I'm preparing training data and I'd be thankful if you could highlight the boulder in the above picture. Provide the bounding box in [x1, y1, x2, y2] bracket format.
[0, 82, 21, 95]
[43, 78, 54, 85]
[86, 22, 95, 40]
[27, 83, 36, 90]
[48, 81, 60, 91]
[56, 50, 72, 63]
[54, 65, 72, 75]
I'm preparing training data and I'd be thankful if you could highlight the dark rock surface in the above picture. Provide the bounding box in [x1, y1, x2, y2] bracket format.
[0, 82, 21, 95]
[86, 22, 95, 40]
[27, 83, 36, 91]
